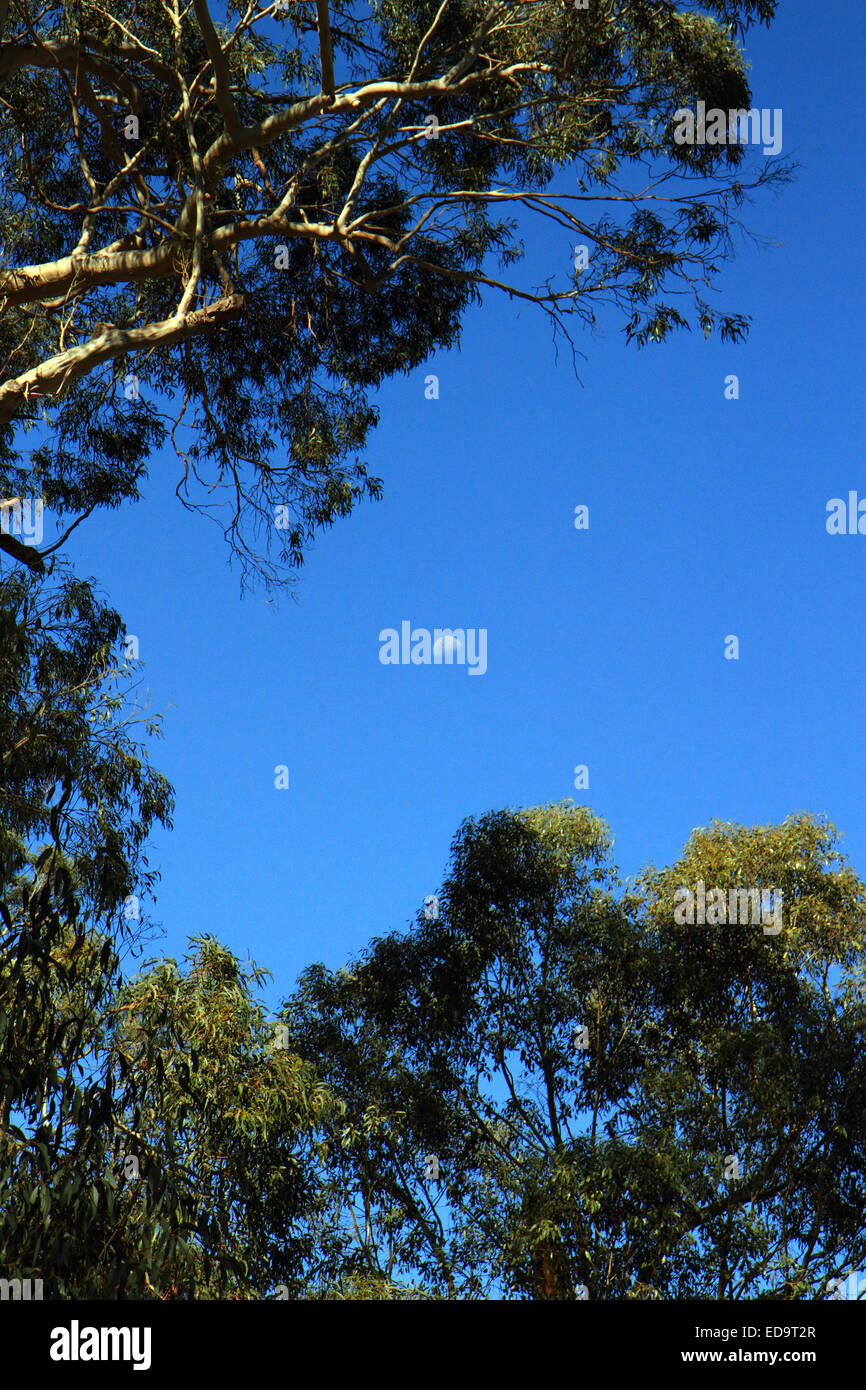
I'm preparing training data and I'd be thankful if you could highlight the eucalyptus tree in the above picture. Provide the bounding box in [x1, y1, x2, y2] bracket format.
[0, 573, 341, 1296]
[0, 564, 179, 1295]
[107, 935, 340, 1299]
[284, 803, 866, 1299]
[0, 0, 784, 585]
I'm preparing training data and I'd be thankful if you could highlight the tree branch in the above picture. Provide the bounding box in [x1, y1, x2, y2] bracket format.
[0, 294, 245, 426]
[314, 0, 335, 101]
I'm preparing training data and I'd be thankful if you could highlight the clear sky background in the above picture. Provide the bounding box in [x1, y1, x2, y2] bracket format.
[54, 0, 866, 1015]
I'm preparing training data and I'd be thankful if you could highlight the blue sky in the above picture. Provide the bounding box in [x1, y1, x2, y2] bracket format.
[55, 0, 866, 1014]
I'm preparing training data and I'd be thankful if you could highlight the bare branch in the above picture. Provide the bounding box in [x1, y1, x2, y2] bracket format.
[314, 0, 335, 100]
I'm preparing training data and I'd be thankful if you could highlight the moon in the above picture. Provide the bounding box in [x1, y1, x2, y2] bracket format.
[432, 632, 465, 664]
